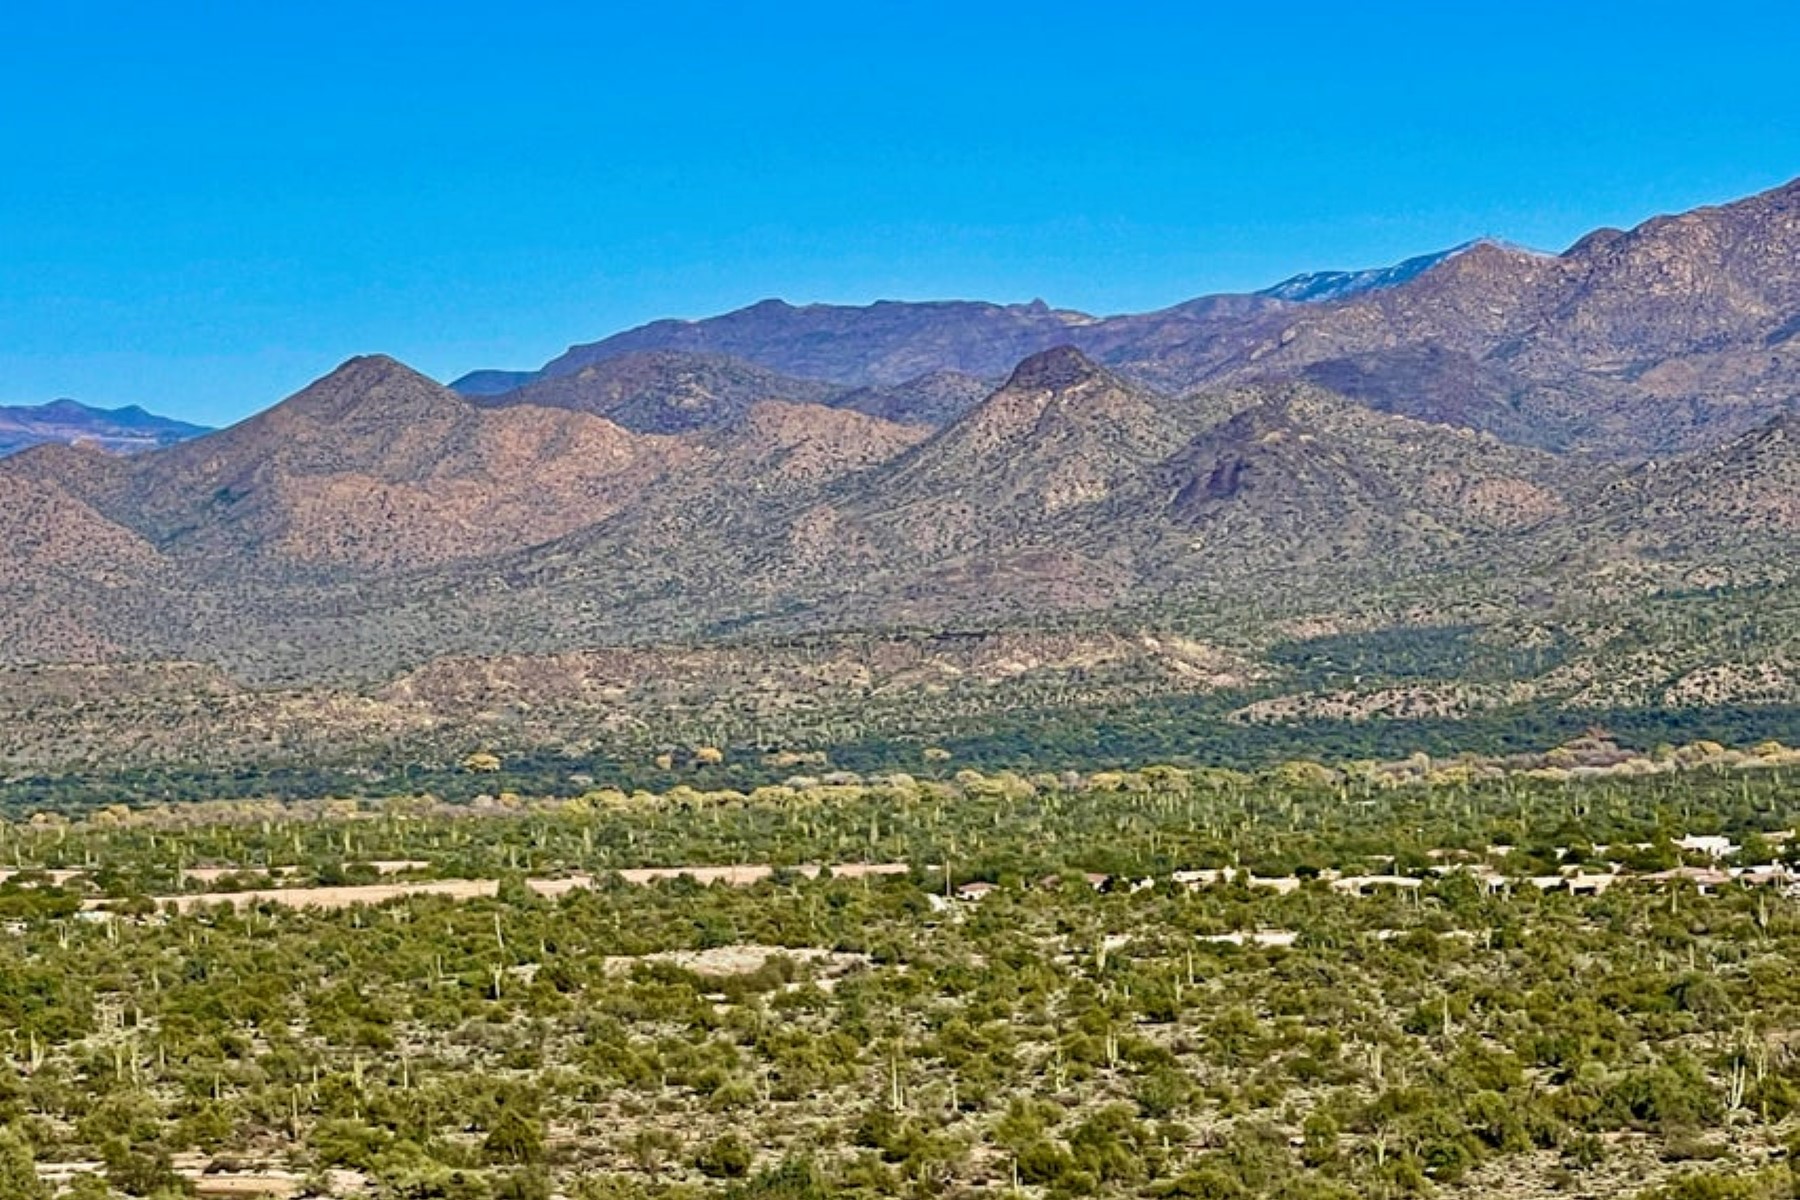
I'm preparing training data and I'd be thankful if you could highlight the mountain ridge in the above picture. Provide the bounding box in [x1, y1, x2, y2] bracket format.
[8, 180, 1800, 768]
[1255, 238, 1550, 303]
[458, 175, 1800, 458]
[0, 397, 210, 457]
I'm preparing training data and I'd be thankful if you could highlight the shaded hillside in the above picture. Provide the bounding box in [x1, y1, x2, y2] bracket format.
[533, 297, 1104, 386]
[831, 369, 996, 426]
[1294, 346, 1570, 450]
[447, 368, 535, 396]
[1121, 385, 1572, 587]
[473, 350, 1001, 434]
[1574, 412, 1800, 563]
[697, 401, 931, 489]
[0, 466, 172, 662]
[472, 350, 842, 433]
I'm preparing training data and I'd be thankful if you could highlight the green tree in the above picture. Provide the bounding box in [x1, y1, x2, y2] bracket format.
[0, 1127, 49, 1200]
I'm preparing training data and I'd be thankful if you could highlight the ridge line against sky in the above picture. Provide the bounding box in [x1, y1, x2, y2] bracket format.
[4, 0, 1799, 425]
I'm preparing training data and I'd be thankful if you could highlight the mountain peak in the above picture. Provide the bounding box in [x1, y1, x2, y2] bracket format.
[880, 346, 1180, 520]
[1258, 239, 1549, 304]
[1258, 245, 1468, 303]
[272, 355, 459, 422]
[1431, 238, 1547, 268]
[317, 353, 431, 388]
[1002, 345, 1107, 392]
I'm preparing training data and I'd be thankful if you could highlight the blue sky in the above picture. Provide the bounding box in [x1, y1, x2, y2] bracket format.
[4, 1, 1798, 425]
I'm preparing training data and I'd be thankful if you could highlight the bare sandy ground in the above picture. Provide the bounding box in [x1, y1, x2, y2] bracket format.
[602, 944, 870, 975]
[131, 878, 502, 912]
[35, 1153, 344, 1197]
[0, 868, 88, 885]
[81, 862, 914, 913]
[178, 860, 427, 883]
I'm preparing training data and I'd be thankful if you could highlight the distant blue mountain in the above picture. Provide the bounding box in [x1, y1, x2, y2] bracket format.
[0, 398, 211, 457]
[1256, 239, 1546, 303]
[447, 369, 539, 397]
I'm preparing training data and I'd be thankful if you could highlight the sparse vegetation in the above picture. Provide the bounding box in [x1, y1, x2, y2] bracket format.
[0, 740, 1798, 1196]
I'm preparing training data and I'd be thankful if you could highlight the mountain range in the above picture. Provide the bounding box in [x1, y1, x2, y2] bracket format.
[457, 178, 1800, 458]
[6, 177, 1800, 775]
[0, 399, 209, 457]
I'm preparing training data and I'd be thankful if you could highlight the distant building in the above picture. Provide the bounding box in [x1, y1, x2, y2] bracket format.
[1677, 835, 1738, 859]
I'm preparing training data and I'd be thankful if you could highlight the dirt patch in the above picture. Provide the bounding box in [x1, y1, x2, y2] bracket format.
[95, 863, 913, 913]
[611, 862, 909, 886]
[110, 879, 500, 913]
[602, 945, 869, 976]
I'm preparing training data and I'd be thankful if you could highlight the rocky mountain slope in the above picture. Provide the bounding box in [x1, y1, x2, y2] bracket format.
[28, 357, 689, 577]
[2, 337, 1776, 684]
[1575, 412, 1800, 563]
[472, 177, 1800, 457]
[7, 179, 1800, 771]
[470, 350, 842, 433]
[461, 298, 1105, 390]
[830, 369, 997, 426]
[1180, 181, 1800, 455]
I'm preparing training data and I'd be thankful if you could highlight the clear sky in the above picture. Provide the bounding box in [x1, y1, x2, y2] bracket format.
[4, 0, 1798, 426]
